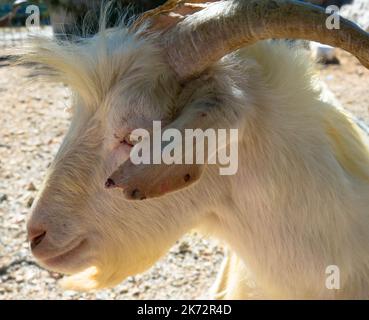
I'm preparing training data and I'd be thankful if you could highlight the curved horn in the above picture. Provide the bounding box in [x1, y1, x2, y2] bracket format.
[164, 0, 369, 81]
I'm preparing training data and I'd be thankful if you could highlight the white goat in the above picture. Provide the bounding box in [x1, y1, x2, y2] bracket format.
[25, 0, 369, 299]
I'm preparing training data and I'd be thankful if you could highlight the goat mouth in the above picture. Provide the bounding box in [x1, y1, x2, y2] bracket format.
[40, 239, 88, 269]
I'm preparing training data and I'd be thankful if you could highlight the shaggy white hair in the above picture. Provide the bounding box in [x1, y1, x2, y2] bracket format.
[24, 11, 369, 298]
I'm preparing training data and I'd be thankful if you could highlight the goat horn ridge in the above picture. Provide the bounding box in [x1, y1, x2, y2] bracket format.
[161, 0, 369, 81]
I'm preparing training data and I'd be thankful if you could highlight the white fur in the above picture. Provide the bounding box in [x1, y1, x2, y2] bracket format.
[25, 23, 369, 299]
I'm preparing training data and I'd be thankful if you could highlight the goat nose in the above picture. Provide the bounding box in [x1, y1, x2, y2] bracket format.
[28, 228, 47, 250]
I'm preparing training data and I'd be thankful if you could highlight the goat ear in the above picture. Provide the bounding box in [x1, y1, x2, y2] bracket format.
[106, 77, 230, 200]
[106, 161, 204, 200]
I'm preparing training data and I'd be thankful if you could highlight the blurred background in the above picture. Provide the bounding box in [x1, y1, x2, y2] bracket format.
[0, 0, 368, 300]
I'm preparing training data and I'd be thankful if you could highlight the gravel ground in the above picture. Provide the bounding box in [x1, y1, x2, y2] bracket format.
[0, 48, 368, 300]
[341, 0, 369, 32]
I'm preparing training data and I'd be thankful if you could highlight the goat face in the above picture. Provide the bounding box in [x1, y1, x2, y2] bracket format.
[25, 29, 194, 289]
[25, 0, 369, 291]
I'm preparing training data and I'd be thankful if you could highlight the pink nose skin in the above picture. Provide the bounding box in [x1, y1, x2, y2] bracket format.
[28, 228, 47, 250]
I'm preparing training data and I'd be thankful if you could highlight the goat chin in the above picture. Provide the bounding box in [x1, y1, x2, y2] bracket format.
[60, 267, 100, 291]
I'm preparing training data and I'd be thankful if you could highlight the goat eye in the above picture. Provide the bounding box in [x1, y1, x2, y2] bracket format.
[128, 133, 142, 145]
[114, 132, 142, 148]
[121, 135, 134, 147]
[118, 133, 140, 148]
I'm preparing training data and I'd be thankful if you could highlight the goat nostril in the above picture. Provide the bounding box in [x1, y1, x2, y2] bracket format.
[30, 231, 46, 250]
